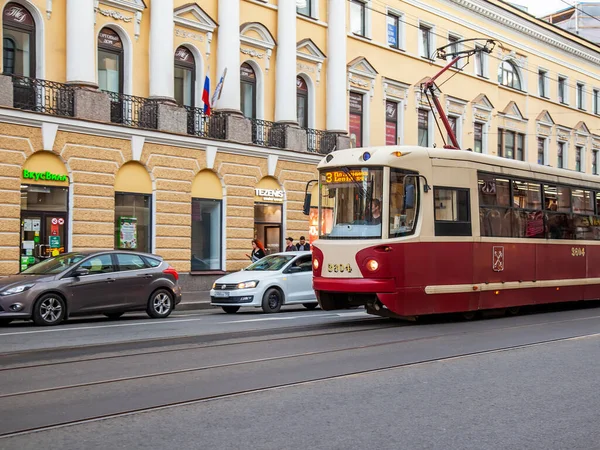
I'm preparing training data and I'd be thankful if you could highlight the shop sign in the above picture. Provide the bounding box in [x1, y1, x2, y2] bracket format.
[98, 28, 123, 49]
[4, 3, 34, 26]
[22, 169, 68, 182]
[119, 217, 138, 249]
[49, 236, 60, 249]
[255, 188, 284, 202]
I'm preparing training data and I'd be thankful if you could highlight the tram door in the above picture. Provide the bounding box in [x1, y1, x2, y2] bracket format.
[20, 212, 67, 271]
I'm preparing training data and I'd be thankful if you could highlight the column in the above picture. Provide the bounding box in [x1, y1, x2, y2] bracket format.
[66, 0, 96, 86]
[275, 0, 297, 123]
[149, 0, 175, 100]
[216, 0, 241, 112]
[326, 0, 347, 132]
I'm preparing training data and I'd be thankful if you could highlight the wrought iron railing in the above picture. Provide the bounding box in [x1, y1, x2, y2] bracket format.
[251, 119, 287, 149]
[11, 76, 75, 117]
[304, 128, 337, 154]
[185, 107, 227, 140]
[105, 91, 158, 129]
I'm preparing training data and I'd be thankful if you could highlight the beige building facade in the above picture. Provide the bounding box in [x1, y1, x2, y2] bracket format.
[1, 0, 600, 289]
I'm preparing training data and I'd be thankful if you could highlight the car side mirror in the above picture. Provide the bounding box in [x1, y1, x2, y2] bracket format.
[302, 193, 312, 216]
[287, 266, 302, 273]
[73, 268, 89, 277]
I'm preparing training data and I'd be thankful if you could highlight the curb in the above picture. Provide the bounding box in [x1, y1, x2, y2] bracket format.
[177, 301, 215, 311]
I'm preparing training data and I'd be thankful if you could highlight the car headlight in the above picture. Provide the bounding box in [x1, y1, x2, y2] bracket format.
[212, 282, 216, 289]
[0, 284, 35, 296]
[237, 280, 259, 289]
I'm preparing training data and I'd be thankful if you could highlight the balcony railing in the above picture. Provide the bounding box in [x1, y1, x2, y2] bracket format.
[185, 107, 227, 140]
[304, 128, 337, 154]
[105, 92, 158, 129]
[11, 76, 75, 117]
[251, 119, 287, 149]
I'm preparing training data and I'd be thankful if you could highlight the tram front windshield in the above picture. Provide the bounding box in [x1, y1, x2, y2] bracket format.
[319, 167, 384, 239]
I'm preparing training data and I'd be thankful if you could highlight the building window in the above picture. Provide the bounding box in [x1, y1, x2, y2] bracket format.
[537, 137, 546, 165]
[593, 150, 598, 175]
[474, 45, 486, 77]
[594, 89, 600, 115]
[174, 46, 195, 107]
[350, 0, 365, 36]
[558, 77, 567, 104]
[448, 34, 460, 68]
[474, 122, 483, 153]
[2, 2, 35, 78]
[498, 60, 521, 90]
[385, 100, 398, 145]
[577, 83, 585, 110]
[240, 62, 256, 119]
[418, 108, 429, 147]
[115, 193, 151, 253]
[296, 76, 308, 128]
[448, 115, 458, 145]
[557, 141, 565, 168]
[498, 129, 524, 161]
[98, 27, 123, 93]
[387, 13, 400, 49]
[191, 199, 222, 271]
[576, 146, 583, 172]
[538, 70, 547, 98]
[419, 24, 432, 59]
[349, 92, 363, 148]
[297, 0, 311, 17]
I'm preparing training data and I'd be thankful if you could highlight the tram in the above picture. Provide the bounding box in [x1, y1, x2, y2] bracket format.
[306, 147, 600, 319]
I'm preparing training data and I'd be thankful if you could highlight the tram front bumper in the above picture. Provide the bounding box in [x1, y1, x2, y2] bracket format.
[313, 277, 396, 311]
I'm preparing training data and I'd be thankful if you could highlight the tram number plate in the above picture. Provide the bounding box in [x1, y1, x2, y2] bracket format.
[571, 247, 585, 257]
[328, 263, 352, 273]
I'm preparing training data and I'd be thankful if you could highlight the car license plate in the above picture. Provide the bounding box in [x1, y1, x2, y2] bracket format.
[213, 291, 230, 298]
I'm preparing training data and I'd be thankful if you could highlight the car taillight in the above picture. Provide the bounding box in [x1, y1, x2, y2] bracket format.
[163, 266, 179, 281]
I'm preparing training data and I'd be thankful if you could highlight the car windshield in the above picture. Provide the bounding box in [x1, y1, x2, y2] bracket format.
[20, 253, 89, 275]
[319, 167, 383, 239]
[245, 254, 295, 271]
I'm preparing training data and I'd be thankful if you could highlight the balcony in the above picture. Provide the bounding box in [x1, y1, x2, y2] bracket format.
[185, 107, 227, 140]
[105, 92, 158, 129]
[251, 119, 287, 149]
[304, 128, 337, 154]
[11, 76, 74, 118]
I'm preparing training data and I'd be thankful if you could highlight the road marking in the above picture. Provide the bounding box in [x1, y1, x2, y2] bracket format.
[220, 311, 367, 324]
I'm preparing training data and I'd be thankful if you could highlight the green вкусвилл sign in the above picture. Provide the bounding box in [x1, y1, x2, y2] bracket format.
[22, 169, 68, 182]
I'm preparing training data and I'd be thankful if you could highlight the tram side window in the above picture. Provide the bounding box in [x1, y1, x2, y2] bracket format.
[478, 174, 510, 237]
[573, 189, 597, 240]
[433, 187, 471, 236]
[512, 180, 544, 238]
[544, 184, 575, 240]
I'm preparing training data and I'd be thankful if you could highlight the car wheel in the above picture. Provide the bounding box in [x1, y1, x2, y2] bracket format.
[0, 318, 13, 326]
[262, 288, 283, 313]
[303, 303, 318, 310]
[32, 294, 66, 326]
[222, 306, 240, 314]
[147, 289, 174, 319]
[104, 312, 124, 320]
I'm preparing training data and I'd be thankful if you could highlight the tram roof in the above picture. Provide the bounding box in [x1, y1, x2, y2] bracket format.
[318, 145, 600, 186]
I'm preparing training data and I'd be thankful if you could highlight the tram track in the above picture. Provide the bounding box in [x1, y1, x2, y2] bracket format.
[1, 327, 599, 439]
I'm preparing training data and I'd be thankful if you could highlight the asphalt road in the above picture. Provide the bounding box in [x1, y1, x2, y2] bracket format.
[1, 303, 600, 450]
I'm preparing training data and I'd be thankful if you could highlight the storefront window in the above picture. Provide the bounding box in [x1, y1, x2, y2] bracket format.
[114, 193, 151, 253]
[349, 92, 363, 148]
[255, 203, 282, 255]
[174, 46, 195, 107]
[385, 101, 398, 145]
[191, 199, 221, 271]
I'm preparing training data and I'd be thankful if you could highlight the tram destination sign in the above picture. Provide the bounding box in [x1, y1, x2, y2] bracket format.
[323, 169, 369, 184]
[22, 170, 68, 182]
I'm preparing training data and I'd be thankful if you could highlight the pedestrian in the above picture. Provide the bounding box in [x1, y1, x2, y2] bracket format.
[246, 239, 266, 262]
[285, 237, 295, 252]
[296, 236, 310, 251]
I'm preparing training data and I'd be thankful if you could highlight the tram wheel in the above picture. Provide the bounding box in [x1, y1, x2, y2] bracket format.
[506, 306, 521, 316]
[461, 311, 477, 321]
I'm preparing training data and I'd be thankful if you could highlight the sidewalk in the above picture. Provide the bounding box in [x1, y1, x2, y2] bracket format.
[177, 291, 214, 311]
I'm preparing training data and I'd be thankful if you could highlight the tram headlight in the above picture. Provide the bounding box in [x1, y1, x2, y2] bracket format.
[366, 259, 379, 272]
[313, 258, 319, 270]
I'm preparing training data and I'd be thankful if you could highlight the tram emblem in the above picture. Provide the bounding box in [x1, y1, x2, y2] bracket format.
[492, 246, 504, 272]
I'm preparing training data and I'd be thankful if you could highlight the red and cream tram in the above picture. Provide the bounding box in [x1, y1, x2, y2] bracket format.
[308, 146, 600, 319]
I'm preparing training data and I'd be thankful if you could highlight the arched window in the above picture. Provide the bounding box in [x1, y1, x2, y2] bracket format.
[2, 2, 35, 77]
[174, 46, 195, 107]
[296, 76, 308, 128]
[498, 60, 521, 90]
[98, 27, 123, 93]
[240, 62, 256, 119]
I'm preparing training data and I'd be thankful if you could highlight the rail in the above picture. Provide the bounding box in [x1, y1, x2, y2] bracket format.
[105, 92, 158, 129]
[11, 76, 75, 117]
[251, 119, 287, 149]
[185, 107, 227, 140]
[304, 128, 337, 154]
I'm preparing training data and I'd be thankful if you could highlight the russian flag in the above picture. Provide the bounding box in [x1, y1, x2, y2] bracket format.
[202, 75, 211, 115]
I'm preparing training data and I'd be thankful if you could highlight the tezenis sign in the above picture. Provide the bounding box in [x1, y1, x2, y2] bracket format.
[22, 170, 68, 182]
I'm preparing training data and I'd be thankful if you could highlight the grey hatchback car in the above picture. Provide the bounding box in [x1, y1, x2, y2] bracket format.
[0, 250, 182, 326]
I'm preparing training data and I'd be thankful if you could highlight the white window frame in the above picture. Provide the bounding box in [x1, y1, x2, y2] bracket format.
[296, 0, 319, 19]
[558, 75, 569, 105]
[447, 114, 462, 147]
[417, 107, 434, 148]
[447, 33, 462, 69]
[349, 0, 372, 39]
[557, 139, 568, 169]
[577, 82, 586, 110]
[594, 89, 600, 115]
[348, 89, 370, 147]
[473, 44, 488, 78]
[474, 121, 488, 154]
[418, 21, 435, 60]
[576, 145, 585, 172]
[537, 136, 548, 166]
[538, 68, 549, 99]
[593, 149, 599, 175]
[385, 7, 405, 50]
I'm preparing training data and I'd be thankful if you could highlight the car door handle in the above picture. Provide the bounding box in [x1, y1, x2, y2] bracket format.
[106, 278, 116, 283]
[137, 274, 153, 279]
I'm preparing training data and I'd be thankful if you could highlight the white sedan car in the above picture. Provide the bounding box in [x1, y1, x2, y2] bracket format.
[210, 251, 317, 313]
